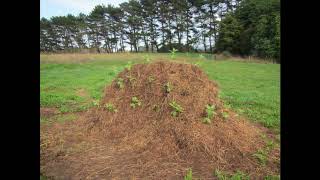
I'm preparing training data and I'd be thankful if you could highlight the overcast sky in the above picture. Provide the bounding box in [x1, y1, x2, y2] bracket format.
[40, 0, 128, 19]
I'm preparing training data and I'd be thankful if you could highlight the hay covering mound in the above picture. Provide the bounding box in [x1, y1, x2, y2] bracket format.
[41, 61, 278, 179]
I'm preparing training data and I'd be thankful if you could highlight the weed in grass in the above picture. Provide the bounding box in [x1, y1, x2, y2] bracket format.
[184, 168, 192, 180]
[169, 48, 178, 59]
[252, 149, 268, 165]
[169, 101, 183, 117]
[164, 82, 172, 93]
[104, 103, 118, 112]
[130, 97, 142, 108]
[264, 175, 280, 180]
[116, 78, 124, 89]
[203, 104, 216, 124]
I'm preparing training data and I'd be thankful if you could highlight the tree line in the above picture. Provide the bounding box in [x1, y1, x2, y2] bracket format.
[40, 0, 280, 62]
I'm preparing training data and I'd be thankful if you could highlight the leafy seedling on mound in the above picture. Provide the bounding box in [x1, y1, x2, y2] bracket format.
[184, 168, 192, 180]
[152, 104, 160, 112]
[164, 82, 172, 93]
[148, 75, 155, 83]
[125, 61, 133, 71]
[116, 78, 124, 89]
[222, 111, 229, 120]
[169, 101, 183, 117]
[130, 96, 142, 108]
[203, 104, 216, 124]
[104, 103, 118, 112]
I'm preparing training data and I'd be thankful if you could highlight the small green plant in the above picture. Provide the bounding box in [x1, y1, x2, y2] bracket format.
[104, 103, 117, 112]
[148, 75, 155, 83]
[230, 171, 250, 180]
[169, 48, 178, 59]
[125, 61, 133, 70]
[116, 78, 124, 89]
[130, 96, 142, 108]
[169, 101, 183, 117]
[252, 149, 268, 165]
[184, 168, 192, 180]
[222, 111, 229, 120]
[164, 82, 172, 93]
[92, 100, 100, 107]
[203, 104, 216, 124]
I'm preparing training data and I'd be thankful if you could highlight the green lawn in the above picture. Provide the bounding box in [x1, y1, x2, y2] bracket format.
[40, 53, 280, 132]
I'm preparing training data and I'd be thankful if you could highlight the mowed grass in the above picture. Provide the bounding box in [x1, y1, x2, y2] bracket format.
[40, 53, 280, 132]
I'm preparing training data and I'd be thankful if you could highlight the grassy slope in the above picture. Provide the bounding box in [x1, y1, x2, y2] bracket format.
[40, 53, 280, 131]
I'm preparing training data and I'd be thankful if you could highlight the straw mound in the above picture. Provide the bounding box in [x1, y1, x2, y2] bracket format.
[40, 62, 278, 179]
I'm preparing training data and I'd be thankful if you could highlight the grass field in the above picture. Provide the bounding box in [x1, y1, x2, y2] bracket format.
[40, 53, 280, 133]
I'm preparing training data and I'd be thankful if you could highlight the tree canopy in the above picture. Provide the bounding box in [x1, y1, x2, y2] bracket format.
[40, 0, 280, 62]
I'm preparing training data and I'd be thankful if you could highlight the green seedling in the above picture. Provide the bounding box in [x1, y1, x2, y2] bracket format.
[169, 48, 178, 59]
[126, 75, 136, 86]
[125, 61, 133, 71]
[93, 100, 100, 107]
[203, 104, 216, 124]
[116, 78, 124, 89]
[222, 111, 229, 120]
[184, 168, 192, 180]
[164, 82, 172, 93]
[104, 103, 117, 112]
[148, 75, 155, 83]
[169, 101, 183, 117]
[130, 96, 142, 108]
